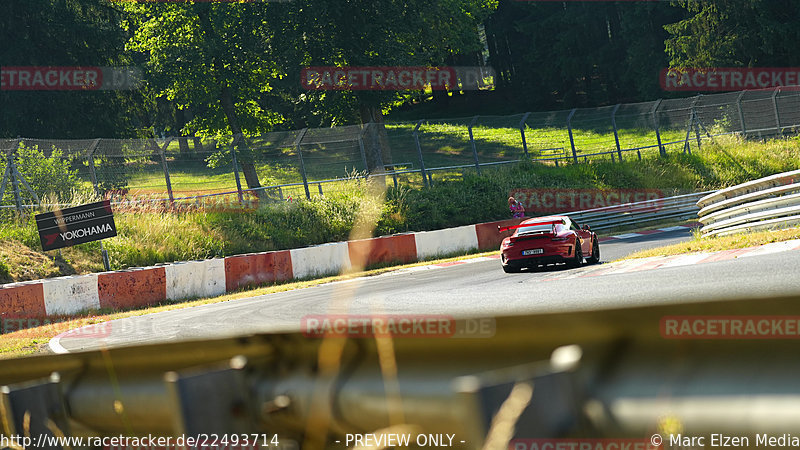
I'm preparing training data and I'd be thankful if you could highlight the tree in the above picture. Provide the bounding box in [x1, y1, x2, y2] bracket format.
[665, 0, 800, 68]
[0, 0, 150, 138]
[123, 2, 286, 190]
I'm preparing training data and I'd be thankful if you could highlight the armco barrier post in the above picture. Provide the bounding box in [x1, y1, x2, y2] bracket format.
[611, 104, 622, 162]
[651, 99, 666, 157]
[156, 137, 175, 205]
[412, 120, 428, 188]
[357, 127, 369, 179]
[468, 116, 481, 175]
[519, 112, 531, 157]
[566, 109, 578, 163]
[772, 88, 782, 136]
[737, 91, 747, 135]
[87, 139, 101, 196]
[230, 140, 244, 203]
[8, 152, 23, 212]
[294, 128, 310, 200]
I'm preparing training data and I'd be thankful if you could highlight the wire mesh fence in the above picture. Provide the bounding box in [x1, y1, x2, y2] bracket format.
[2, 86, 800, 213]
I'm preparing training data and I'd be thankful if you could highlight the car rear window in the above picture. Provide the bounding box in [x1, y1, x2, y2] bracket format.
[516, 224, 554, 234]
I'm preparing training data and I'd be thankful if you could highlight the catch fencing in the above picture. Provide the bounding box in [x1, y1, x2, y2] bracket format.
[2, 86, 800, 211]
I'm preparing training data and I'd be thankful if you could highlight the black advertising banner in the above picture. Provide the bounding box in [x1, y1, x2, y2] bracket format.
[35, 200, 117, 251]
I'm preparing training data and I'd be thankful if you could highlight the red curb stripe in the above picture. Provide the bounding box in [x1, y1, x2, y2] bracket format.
[636, 229, 663, 235]
[0, 282, 46, 317]
[98, 268, 166, 310]
[224, 250, 293, 292]
[436, 261, 467, 267]
[696, 248, 753, 264]
[348, 234, 418, 268]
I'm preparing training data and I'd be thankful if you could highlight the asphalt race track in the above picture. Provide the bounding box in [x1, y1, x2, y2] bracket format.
[52, 228, 800, 352]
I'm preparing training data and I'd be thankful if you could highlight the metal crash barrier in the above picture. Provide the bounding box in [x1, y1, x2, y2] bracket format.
[2, 294, 800, 448]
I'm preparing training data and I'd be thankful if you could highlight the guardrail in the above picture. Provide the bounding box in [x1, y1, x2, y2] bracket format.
[697, 170, 800, 237]
[2, 294, 800, 447]
[563, 191, 711, 232]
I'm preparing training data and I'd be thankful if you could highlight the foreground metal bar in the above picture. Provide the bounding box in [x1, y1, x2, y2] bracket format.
[3, 294, 800, 447]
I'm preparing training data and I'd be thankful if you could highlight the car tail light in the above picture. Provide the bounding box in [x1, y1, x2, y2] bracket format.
[502, 241, 514, 248]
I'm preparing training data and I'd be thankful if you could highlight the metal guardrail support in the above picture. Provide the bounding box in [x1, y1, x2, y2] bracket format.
[611, 104, 622, 162]
[294, 128, 310, 200]
[772, 87, 783, 136]
[468, 116, 481, 175]
[357, 125, 370, 179]
[87, 138, 101, 196]
[230, 137, 244, 203]
[156, 138, 175, 205]
[566, 108, 578, 163]
[412, 120, 428, 187]
[520, 112, 531, 157]
[736, 91, 747, 135]
[651, 99, 665, 157]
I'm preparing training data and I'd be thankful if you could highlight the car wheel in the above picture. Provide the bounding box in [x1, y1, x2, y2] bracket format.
[586, 238, 600, 264]
[569, 239, 583, 268]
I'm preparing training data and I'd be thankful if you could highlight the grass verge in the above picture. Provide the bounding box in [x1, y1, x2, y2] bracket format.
[618, 227, 800, 261]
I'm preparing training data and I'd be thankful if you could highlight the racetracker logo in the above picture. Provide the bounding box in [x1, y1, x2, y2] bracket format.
[301, 66, 495, 91]
[1, 315, 111, 338]
[509, 189, 664, 214]
[660, 67, 800, 92]
[301, 315, 495, 338]
[0, 66, 142, 91]
[661, 316, 800, 339]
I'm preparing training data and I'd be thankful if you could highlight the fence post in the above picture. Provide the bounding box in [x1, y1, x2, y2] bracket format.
[412, 120, 429, 188]
[468, 116, 481, 175]
[737, 91, 747, 135]
[230, 138, 244, 203]
[357, 127, 369, 179]
[772, 87, 783, 136]
[294, 128, 310, 200]
[611, 104, 622, 162]
[157, 138, 175, 205]
[651, 99, 665, 157]
[566, 108, 578, 163]
[8, 152, 23, 212]
[693, 111, 702, 153]
[87, 138, 101, 196]
[519, 112, 531, 157]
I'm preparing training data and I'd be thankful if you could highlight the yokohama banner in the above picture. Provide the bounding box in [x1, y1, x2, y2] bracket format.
[36, 200, 117, 251]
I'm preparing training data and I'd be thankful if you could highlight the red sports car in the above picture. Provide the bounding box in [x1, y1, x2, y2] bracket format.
[499, 215, 600, 273]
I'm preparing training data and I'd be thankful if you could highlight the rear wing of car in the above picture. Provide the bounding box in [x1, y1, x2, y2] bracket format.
[498, 218, 565, 233]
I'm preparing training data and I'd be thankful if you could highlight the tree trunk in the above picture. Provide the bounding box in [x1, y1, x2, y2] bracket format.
[192, 135, 204, 153]
[219, 84, 262, 192]
[358, 103, 393, 172]
[178, 137, 190, 158]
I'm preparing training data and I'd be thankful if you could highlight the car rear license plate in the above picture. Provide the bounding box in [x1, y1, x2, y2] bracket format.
[522, 249, 543, 256]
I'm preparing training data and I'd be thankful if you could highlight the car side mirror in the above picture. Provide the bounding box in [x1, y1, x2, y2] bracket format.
[582, 224, 591, 231]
